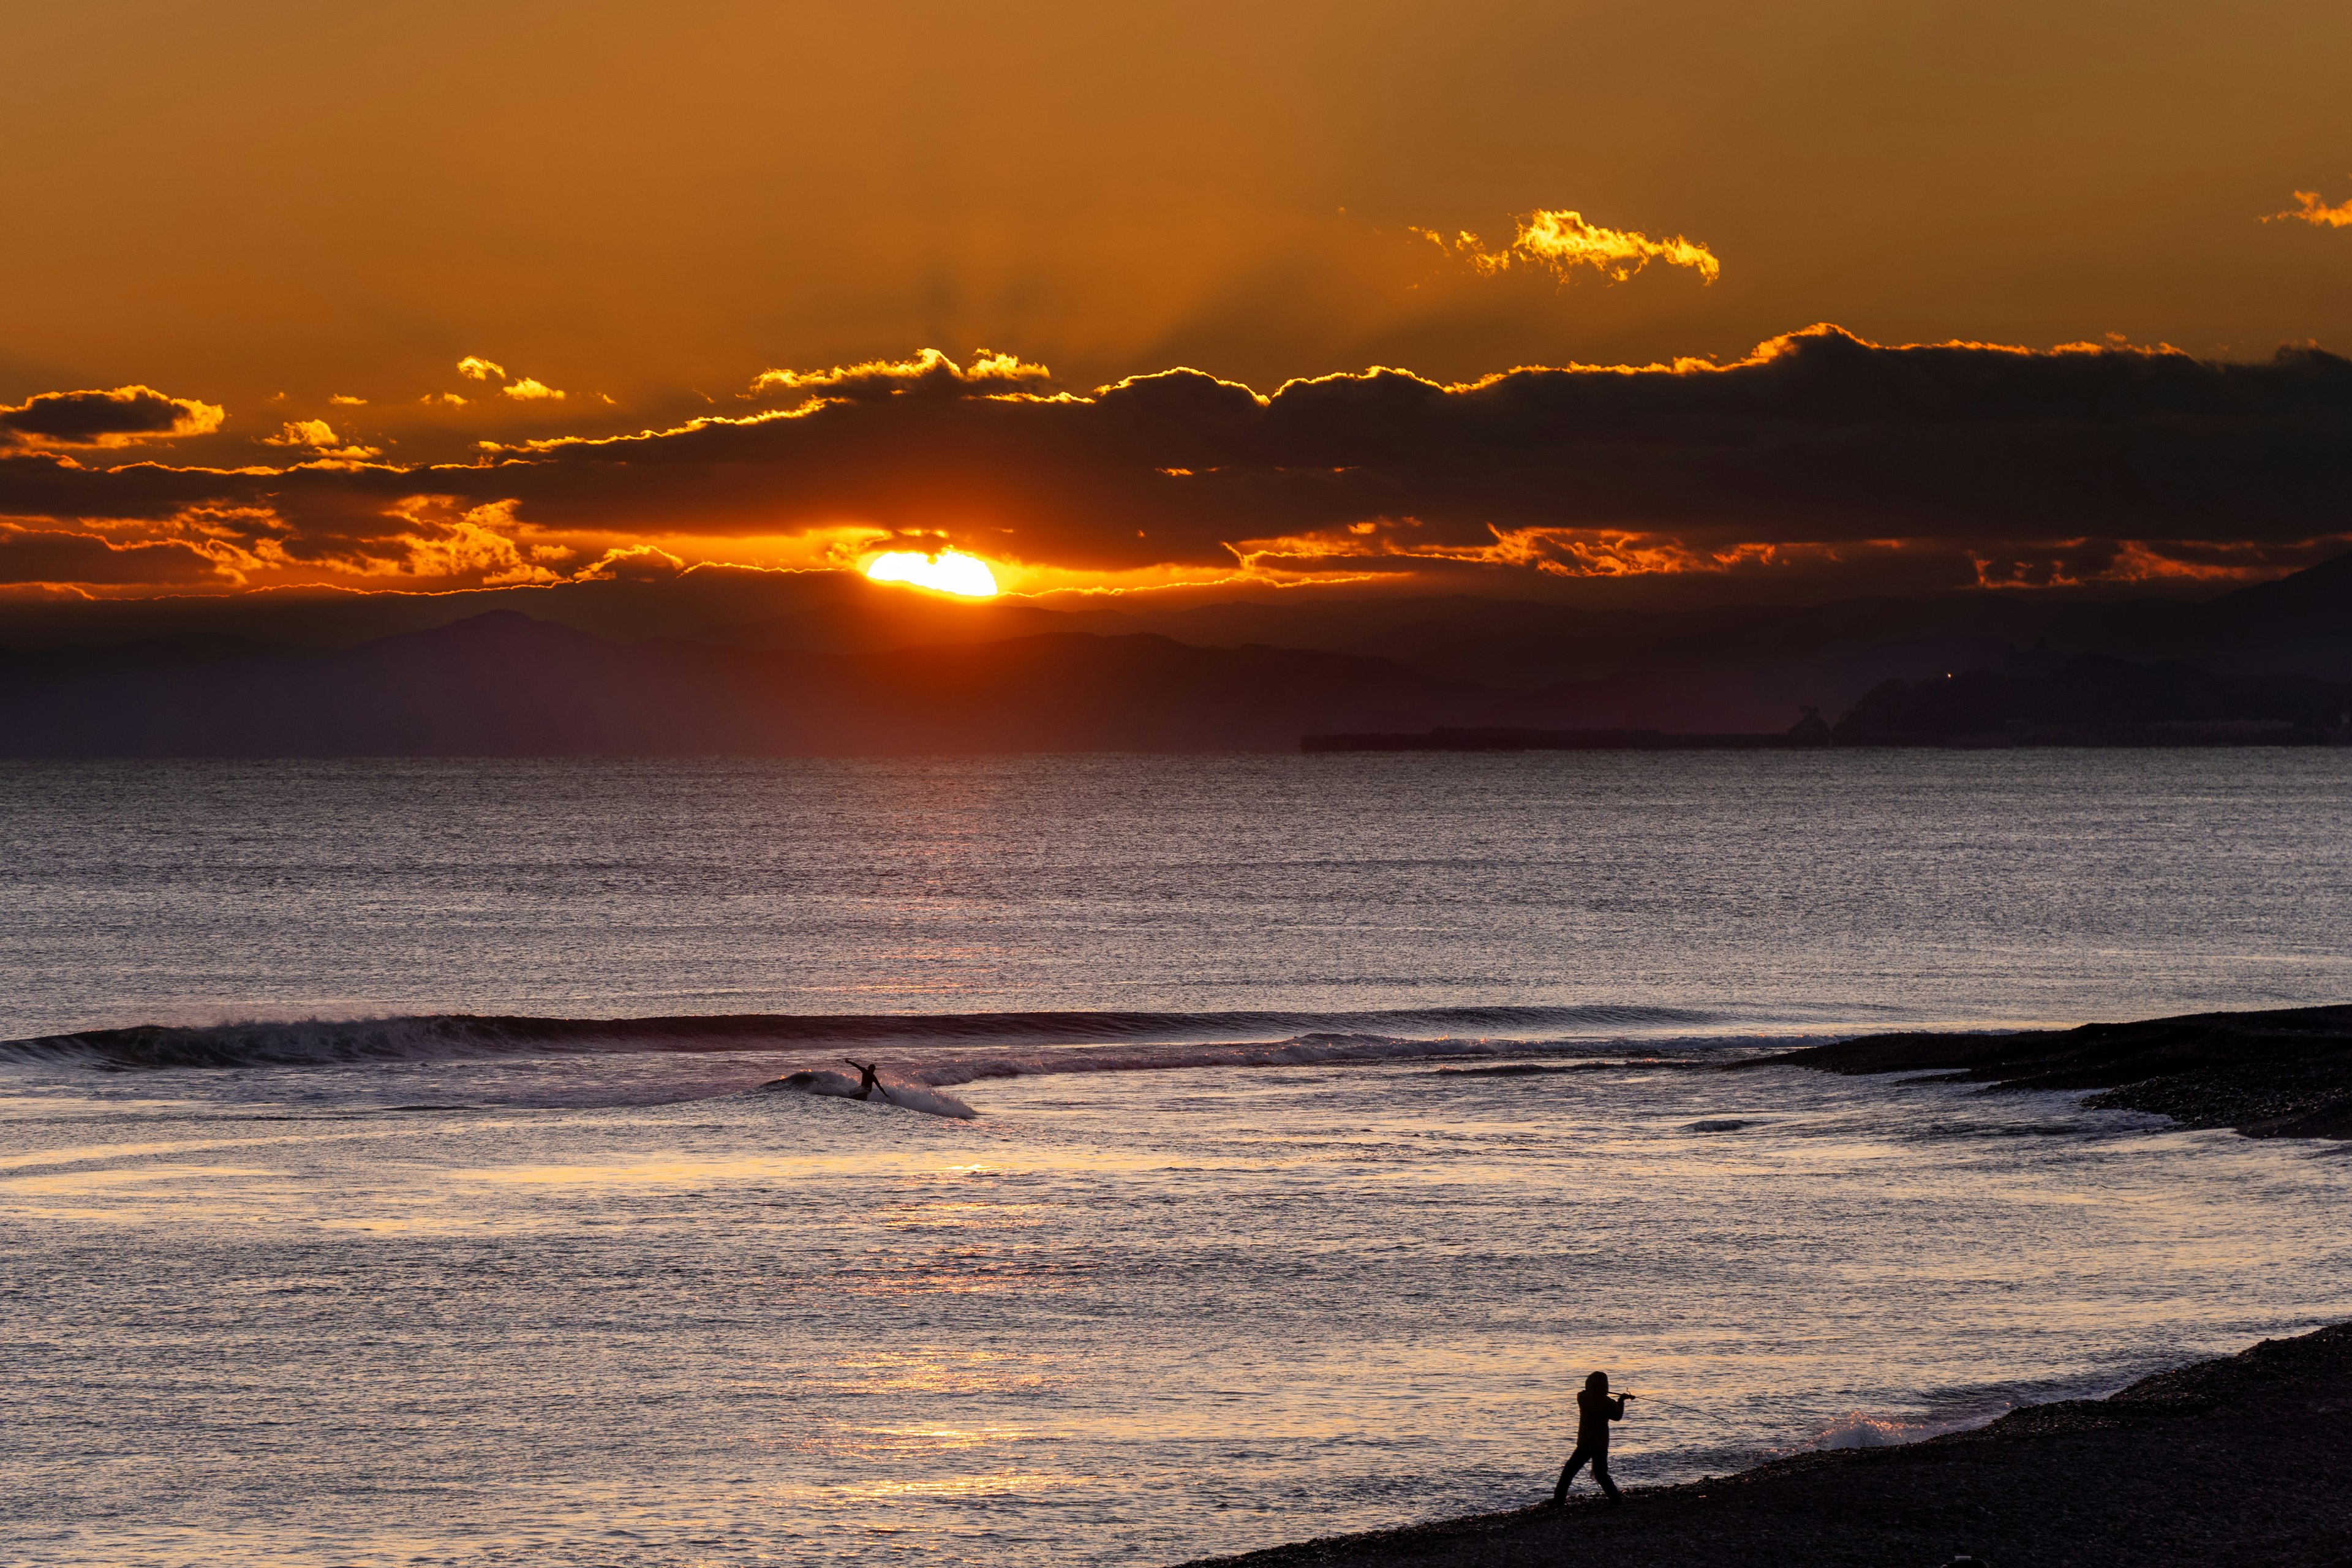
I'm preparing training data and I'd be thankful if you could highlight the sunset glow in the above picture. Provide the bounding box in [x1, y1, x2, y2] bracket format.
[12, 9, 2352, 1565]
[865, 550, 1001, 598]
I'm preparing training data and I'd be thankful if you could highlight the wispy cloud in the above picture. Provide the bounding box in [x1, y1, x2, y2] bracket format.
[0, 385, 225, 448]
[1417, 209, 1721, 284]
[750, 347, 1054, 402]
[0, 522, 238, 586]
[575, 543, 687, 582]
[2264, 182, 2352, 228]
[501, 377, 565, 401]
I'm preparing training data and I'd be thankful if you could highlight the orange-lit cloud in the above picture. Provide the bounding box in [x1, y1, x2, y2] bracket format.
[0, 385, 225, 448]
[2264, 183, 2352, 228]
[369, 497, 565, 586]
[454, 357, 564, 402]
[0, 521, 238, 586]
[2, 325, 2347, 598]
[1967, 535, 2345, 589]
[263, 419, 381, 461]
[265, 419, 339, 447]
[575, 543, 688, 582]
[1418, 209, 1721, 284]
[1229, 519, 1922, 586]
[750, 348, 1055, 404]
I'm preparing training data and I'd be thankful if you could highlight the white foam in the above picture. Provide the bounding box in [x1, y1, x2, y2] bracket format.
[1811, 1404, 2008, 1449]
[765, 1069, 979, 1120]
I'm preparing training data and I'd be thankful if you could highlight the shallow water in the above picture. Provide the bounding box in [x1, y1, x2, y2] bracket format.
[3, 753, 2350, 1566]
[6, 1056, 2350, 1568]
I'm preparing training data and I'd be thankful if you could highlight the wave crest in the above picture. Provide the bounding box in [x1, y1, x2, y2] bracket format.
[0, 1004, 1731, 1072]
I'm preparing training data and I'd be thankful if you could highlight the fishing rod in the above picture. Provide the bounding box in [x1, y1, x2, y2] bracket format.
[1605, 1390, 1743, 1431]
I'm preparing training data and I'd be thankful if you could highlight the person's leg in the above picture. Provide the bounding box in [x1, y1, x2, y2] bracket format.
[1551, 1444, 1591, 1504]
[1593, 1449, 1622, 1502]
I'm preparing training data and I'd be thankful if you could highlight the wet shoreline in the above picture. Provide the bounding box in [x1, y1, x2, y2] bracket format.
[1176, 1322, 2352, 1568]
[1178, 1003, 2352, 1567]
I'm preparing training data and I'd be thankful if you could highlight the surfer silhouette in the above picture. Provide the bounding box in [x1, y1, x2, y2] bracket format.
[1551, 1370, 1630, 1505]
[842, 1059, 888, 1102]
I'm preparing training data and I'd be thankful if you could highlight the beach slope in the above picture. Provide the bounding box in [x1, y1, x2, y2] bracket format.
[1176, 1322, 2352, 1567]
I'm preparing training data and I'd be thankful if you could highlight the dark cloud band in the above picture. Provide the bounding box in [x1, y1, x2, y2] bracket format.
[0, 325, 2346, 590]
[0, 386, 225, 448]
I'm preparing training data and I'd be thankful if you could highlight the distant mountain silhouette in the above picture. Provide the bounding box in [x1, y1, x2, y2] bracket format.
[5, 550, 2351, 753]
[1833, 655, 2352, 746]
[2190, 546, 2352, 679]
[0, 612, 1495, 755]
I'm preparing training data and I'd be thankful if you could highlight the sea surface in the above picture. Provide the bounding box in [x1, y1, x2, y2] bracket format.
[4, 752, 2350, 1567]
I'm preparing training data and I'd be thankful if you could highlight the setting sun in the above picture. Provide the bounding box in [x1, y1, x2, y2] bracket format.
[865, 549, 1000, 598]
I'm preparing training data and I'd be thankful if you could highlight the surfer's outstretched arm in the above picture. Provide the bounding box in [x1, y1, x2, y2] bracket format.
[841, 1058, 888, 1101]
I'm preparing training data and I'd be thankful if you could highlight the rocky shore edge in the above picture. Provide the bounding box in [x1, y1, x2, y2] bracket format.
[1746, 1001, 2352, 1139]
[1176, 1322, 2352, 1568]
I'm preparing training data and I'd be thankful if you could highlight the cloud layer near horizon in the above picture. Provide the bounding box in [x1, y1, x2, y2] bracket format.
[4, 325, 2349, 601]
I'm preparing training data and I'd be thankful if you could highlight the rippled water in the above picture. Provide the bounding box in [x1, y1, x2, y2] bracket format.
[3, 753, 2350, 1566]
[5, 751, 2350, 1037]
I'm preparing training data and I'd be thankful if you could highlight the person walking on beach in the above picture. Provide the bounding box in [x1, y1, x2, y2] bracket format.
[1551, 1370, 1631, 1505]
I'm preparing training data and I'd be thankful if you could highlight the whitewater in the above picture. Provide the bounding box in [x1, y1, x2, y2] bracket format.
[4, 752, 2351, 1566]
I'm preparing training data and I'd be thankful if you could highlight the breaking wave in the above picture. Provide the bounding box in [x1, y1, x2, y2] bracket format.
[766, 1068, 981, 1120]
[0, 1003, 1772, 1076]
[1811, 1404, 2013, 1450]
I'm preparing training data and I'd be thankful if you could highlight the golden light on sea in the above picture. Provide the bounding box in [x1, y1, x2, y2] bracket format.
[864, 549, 1001, 598]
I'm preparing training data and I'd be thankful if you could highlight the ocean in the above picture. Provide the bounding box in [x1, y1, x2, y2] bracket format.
[4, 752, 2350, 1566]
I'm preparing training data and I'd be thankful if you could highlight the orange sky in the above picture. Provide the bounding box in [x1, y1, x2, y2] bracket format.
[2, 1, 2350, 604]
